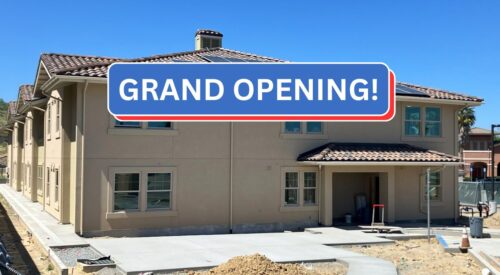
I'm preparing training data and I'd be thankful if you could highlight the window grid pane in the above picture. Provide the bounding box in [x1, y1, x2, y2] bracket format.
[404, 106, 421, 136]
[284, 189, 298, 205]
[306, 122, 322, 133]
[114, 119, 141, 128]
[147, 122, 172, 129]
[114, 192, 140, 211]
[285, 172, 299, 188]
[147, 191, 171, 209]
[284, 122, 301, 133]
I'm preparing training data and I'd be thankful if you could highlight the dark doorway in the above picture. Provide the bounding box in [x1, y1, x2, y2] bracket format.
[471, 162, 487, 181]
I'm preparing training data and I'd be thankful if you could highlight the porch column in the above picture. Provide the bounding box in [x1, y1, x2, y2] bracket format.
[387, 167, 396, 222]
[320, 168, 333, 226]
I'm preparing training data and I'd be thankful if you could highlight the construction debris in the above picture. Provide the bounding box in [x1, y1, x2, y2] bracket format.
[189, 254, 346, 275]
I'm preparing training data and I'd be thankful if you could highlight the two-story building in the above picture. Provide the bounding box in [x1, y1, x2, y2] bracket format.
[2, 30, 483, 237]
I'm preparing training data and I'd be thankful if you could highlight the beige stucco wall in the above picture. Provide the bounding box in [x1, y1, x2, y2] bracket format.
[75, 83, 461, 235]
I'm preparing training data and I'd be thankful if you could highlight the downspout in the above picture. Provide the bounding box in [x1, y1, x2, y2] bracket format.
[318, 164, 322, 225]
[229, 122, 234, 233]
[79, 81, 89, 235]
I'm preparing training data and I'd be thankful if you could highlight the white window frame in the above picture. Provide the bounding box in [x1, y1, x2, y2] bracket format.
[108, 117, 178, 136]
[280, 122, 327, 139]
[55, 100, 61, 138]
[46, 102, 52, 140]
[403, 104, 443, 140]
[280, 167, 319, 211]
[107, 167, 177, 219]
[54, 168, 60, 211]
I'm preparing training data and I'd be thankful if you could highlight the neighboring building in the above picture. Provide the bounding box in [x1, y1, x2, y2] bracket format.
[463, 127, 500, 180]
[1, 30, 484, 237]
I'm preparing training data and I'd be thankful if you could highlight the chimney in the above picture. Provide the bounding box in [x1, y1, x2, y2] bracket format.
[195, 29, 223, 50]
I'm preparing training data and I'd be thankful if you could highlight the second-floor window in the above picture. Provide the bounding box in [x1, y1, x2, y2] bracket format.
[113, 119, 172, 130]
[404, 106, 441, 137]
[55, 101, 61, 133]
[47, 103, 52, 138]
[284, 122, 323, 135]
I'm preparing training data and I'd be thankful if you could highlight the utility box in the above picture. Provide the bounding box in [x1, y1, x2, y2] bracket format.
[469, 217, 484, 238]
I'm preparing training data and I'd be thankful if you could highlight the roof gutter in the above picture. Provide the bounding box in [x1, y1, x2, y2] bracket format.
[301, 161, 463, 166]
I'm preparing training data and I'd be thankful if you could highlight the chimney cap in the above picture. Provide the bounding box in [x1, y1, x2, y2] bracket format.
[195, 29, 223, 37]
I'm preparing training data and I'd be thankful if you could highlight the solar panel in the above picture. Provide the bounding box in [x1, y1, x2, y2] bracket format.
[200, 55, 230, 62]
[396, 84, 429, 97]
[200, 55, 264, 63]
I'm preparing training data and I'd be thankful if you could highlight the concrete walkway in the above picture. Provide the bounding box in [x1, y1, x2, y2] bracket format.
[0, 184, 87, 250]
[89, 230, 396, 274]
[0, 184, 397, 275]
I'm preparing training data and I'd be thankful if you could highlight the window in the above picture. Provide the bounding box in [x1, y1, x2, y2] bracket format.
[55, 101, 61, 133]
[54, 169, 59, 209]
[147, 173, 172, 209]
[112, 119, 174, 130]
[36, 165, 43, 195]
[425, 107, 441, 137]
[47, 103, 51, 138]
[114, 119, 141, 128]
[404, 106, 420, 136]
[114, 173, 140, 211]
[46, 167, 50, 204]
[283, 122, 323, 135]
[110, 168, 176, 213]
[303, 172, 317, 205]
[425, 172, 441, 201]
[282, 169, 318, 208]
[284, 172, 299, 206]
[147, 122, 172, 129]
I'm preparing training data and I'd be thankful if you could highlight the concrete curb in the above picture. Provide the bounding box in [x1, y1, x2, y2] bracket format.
[469, 249, 499, 275]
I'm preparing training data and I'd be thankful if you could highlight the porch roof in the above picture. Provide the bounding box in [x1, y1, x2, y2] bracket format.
[297, 142, 460, 165]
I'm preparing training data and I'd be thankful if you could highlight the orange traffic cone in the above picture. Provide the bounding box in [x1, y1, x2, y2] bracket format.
[460, 226, 470, 252]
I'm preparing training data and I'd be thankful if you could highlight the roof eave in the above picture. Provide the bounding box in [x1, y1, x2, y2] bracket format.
[299, 161, 462, 166]
[397, 95, 482, 106]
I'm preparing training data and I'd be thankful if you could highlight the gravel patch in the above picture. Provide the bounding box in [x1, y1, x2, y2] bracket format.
[51, 246, 104, 267]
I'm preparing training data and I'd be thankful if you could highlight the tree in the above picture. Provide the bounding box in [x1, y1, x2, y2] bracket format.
[458, 107, 476, 167]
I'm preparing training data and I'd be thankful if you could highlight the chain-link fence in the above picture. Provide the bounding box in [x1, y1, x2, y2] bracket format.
[459, 181, 500, 205]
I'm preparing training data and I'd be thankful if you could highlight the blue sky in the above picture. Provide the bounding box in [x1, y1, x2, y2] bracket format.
[0, 1, 498, 128]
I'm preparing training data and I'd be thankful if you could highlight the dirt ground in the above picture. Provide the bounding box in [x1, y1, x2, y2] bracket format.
[0, 195, 56, 274]
[188, 254, 347, 275]
[349, 239, 480, 275]
[484, 212, 500, 229]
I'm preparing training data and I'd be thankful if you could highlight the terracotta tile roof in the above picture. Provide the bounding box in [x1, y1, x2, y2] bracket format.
[7, 101, 17, 115]
[19, 84, 34, 101]
[398, 82, 482, 103]
[297, 142, 460, 163]
[41, 48, 282, 78]
[36, 48, 480, 103]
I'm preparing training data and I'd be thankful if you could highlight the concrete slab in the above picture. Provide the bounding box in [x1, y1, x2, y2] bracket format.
[0, 184, 397, 275]
[89, 230, 397, 274]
